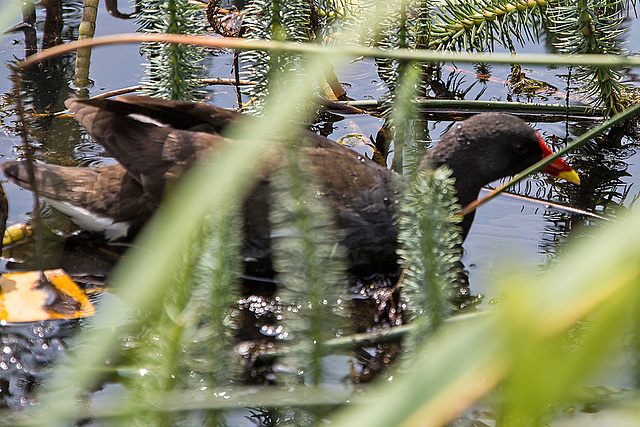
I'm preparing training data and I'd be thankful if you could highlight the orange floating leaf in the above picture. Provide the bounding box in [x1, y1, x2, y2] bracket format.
[0, 269, 95, 323]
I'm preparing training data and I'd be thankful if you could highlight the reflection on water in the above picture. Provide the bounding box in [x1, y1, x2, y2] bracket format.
[0, 320, 75, 408]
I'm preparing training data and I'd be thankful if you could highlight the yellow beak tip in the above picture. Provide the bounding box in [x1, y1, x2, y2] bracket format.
[558, 170, 581, 185]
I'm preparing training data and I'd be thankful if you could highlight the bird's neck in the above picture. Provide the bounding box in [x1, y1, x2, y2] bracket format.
[419, 157, 484, 209]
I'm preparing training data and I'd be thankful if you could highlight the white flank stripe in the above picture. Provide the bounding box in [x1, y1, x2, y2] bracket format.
[43, 198, 130, 241]
[127, 113, 168, 127]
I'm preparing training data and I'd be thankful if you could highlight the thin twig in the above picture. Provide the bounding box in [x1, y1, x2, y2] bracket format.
[14, 33, 640, 71]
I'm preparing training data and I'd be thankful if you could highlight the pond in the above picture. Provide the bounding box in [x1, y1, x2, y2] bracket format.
[0, 0, 639, 422]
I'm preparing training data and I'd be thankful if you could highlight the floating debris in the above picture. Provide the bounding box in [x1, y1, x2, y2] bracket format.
[0, 269, 95, 323]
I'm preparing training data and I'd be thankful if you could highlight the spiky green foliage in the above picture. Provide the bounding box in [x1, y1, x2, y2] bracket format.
[348, 1, 433, 173]
[429, 0, 545, 51]
[353, 0, 433, 96]
[125, 243, 201, 426]
[127, 204, 242, 425]
[546, 0, 628, 116]
[136, 0, 206, 100]
[184, 203, 242, 387]
[397, 167, 462, 340]
[344, 0, 629, 123]
[359, 0, 540, 129]
[269, 143, 348, 388]
[343, 0, 632, 120]
[241, 0, 317, 113]
[348, 0, 544, 96]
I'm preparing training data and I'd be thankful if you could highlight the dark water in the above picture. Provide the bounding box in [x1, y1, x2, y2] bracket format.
[0, 0, 639, 413]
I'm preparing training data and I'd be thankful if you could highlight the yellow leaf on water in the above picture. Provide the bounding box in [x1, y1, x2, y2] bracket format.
[2, 223, 31, 246]
[0, 269, 95, 323]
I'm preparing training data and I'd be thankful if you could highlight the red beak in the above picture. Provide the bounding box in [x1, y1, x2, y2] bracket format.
[538, 134, 580, 185]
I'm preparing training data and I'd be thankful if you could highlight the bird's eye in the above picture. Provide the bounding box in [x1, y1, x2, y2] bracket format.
[514, 143, 528, 154]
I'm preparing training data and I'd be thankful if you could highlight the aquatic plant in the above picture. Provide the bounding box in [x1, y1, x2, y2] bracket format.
[136, 0, 206, 100]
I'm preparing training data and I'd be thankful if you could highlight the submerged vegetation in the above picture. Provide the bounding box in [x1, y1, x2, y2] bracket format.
[2, 0, 640, 425]
[136, 0, 206, 100]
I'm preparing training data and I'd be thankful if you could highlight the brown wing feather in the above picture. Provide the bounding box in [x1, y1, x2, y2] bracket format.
[65, 97, 232, 202]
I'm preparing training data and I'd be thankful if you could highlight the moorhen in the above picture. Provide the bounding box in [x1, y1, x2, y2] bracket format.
[2, 96, 579, 279]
